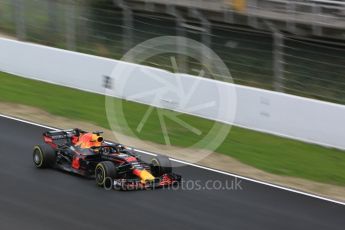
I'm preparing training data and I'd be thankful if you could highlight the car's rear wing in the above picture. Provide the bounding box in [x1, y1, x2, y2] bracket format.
[43, 129, 86, 143]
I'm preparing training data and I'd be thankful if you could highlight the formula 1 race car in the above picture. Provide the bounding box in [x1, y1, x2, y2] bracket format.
[32, 129, 181, 190]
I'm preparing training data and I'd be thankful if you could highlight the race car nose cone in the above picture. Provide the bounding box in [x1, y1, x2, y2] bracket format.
[133, 169, 155, 183]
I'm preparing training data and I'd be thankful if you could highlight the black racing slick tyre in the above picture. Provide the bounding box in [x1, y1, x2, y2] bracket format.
[33, 144, 56, 168]
[95, 161, 117, 187]
[151, 155, 172, 177]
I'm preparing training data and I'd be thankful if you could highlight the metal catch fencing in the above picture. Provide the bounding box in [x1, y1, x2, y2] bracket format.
[0, 0, 344, 104]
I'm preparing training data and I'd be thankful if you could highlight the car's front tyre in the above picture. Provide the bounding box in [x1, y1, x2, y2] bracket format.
[95, 161, 117, 188]
[151, 155, 172, 177]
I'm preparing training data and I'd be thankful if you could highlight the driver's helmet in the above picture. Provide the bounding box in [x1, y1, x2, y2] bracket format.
[116, 144, 125, 152]
[102, 147, 111, 154]
[76, 133, 104, 148]
[93, 148, 100, 154]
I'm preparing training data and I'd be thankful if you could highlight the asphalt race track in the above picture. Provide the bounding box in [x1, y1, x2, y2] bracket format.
[1, 116, 345, 230]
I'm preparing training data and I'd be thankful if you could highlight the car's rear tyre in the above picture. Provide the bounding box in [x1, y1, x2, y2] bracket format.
[95, 161, 117, 187]
[151, 155, 172, 177]
[33, 144, 56, 168]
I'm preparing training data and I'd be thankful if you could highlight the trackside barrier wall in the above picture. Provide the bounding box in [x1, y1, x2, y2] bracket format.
[1, 38, 345, 150]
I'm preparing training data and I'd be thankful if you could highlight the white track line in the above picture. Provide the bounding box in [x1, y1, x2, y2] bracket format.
[0, 114, 59, 130]
[1, 113, 345, 206]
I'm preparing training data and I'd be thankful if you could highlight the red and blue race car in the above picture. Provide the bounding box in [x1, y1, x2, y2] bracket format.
[33, 128, 181, 190]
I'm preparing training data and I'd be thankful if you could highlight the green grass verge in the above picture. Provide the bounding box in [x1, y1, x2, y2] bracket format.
[1, 71, 345, 185]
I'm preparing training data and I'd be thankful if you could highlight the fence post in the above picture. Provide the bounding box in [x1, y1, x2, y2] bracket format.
[189, 9, 211, 72]
[66, 0, 76, 50]
[273, 32, 284, 92]
[286, 1, 296, 34]
[14, 0, 26, 40]
[265, 21, 284, 92]
[114, 0, 133, 57]
[167, 5, 187, 73]
[247, 0, 258, 28]
[312, 3, 322, 36]
[48, 0, 58, 34]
